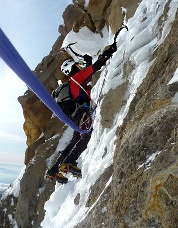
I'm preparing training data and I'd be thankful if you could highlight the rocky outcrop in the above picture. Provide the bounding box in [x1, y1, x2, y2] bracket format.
[107, 9, 178, 226]
[87, 0, 141, 33]
[62, 4, 96, 33]
[108, 0, 142, 33]
[15, 135, 60, 228]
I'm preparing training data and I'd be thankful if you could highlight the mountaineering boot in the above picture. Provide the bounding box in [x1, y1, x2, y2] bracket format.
[59, 163, 82, 178]
[46, 169, 68, 184]
[46, 169, 57, 181]
[56, 172, 68, 184]
[69, 164, 82, 178]
[46, 161, 60, 180]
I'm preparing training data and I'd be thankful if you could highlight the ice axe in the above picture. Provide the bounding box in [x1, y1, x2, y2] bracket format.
[114, 24, 128, 43]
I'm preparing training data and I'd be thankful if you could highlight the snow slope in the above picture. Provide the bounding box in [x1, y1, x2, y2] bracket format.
[41, 0, 178, 227]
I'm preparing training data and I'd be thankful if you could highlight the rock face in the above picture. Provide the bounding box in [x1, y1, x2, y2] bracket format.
[1, 0, 178, 228]
[107, 10, 178, 226]
[88, 0, 141, 33]
[75, 6, 178, 228]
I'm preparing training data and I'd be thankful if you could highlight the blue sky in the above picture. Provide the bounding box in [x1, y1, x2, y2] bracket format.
[0, 0, 71, 168]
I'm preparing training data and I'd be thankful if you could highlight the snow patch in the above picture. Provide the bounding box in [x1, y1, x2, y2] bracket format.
[62, 26, 109, 62]
[168, 68, 178, 85]
[1, 166, 26, 199]
[167, 68, 178, 103]
[84, 0, 90, 8]
[138, 151, 162, 170]
[172, 92, 178, 103]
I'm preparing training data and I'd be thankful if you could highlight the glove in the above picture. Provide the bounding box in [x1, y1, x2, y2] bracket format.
[102, 42, 117, 59]
[110, 42, 117, 53]
[83, 54, 92, 65]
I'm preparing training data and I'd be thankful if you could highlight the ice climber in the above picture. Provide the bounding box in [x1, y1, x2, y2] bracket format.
[46, 43, 117, 183]
[52, 40, 117, 131]
[46, 27, 123, 183]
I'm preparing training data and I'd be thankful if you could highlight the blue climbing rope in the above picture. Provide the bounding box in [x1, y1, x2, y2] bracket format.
[0, 28, 91, 134]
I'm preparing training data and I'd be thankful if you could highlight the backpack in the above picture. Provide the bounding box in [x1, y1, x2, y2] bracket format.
[52, 81, 77, 118]
[52, 82, 93, 129]
[53, 81, 71, 103]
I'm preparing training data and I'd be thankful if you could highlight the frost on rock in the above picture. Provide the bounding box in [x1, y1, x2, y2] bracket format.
[1, 166, 26, 199]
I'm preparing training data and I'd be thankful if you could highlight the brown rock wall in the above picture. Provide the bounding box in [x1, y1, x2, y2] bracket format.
[108, 0, 141, 33]
[62, 3, 96, 33]
[106, 8, 178, 227]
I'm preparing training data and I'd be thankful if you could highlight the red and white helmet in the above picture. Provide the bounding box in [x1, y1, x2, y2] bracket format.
[61, 59, 75, 76]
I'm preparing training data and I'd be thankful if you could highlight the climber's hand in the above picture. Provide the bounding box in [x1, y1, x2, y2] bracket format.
[83, 54, 92, 65]
[110, 42, 117, 53]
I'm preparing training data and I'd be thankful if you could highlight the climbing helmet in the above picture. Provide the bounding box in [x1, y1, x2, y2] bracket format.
[61, 59, 75, 76]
